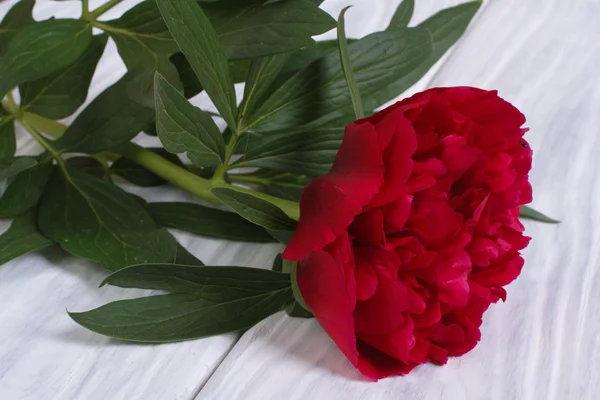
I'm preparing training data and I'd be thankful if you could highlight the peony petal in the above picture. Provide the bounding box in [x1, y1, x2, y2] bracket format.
[358, 317, 416, 363]
[356, 340, 417, 379]
[355, 264, 379, 301]
[406, 202, 464, 247]
[441, 134, 482, 180]
[467, 236, 499, 266]
[367, 109, 417, 208]
[447, 88, 526, 130]
[295, 234, 359, 366]
[471, 254, 524, 287]
[349, 209, 386, 247]
[284, 123, 384, 260]
[437, 250, 472, 306]
[354, 275, 408, 334]
[383, 194, 413, 232]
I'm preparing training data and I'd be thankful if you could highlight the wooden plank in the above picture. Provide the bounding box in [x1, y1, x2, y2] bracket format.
[196, 0, 600, 399]
[0, 1, 282, 399]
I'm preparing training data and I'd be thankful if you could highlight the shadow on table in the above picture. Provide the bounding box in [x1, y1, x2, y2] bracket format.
[241, 312, 369, 382]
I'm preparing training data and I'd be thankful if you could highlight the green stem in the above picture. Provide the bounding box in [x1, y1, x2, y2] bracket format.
[213, 134, 240, 181]
[229, 174, 270, 186]
[0, 114, 15, 128]
[19, 113, 301, 220]
[115, 142, 218, 203]
[116, 142, 300, 219]
[23, 112, 66, 138]
[225, 184, 300, 221]
[20, 119, 67, 170]
[90, 0, 124, 19]
[82, 0, 90, 19]
[2, 92, 20, 115]
[337, 7, 365, 119]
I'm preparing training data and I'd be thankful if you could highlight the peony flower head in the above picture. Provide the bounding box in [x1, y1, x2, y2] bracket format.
[283, 87, 532, 380]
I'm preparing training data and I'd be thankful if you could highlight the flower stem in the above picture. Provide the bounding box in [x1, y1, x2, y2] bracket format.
[116, 142, 300, 219]
[337, 7, 365, 119]
[20, 119, 67, 171]
[115, 142, 218, 203]
[20, 113, 301, 220]
[89, 0, 124, 20]
[22, 112, 66, 138]
[82, 0, 90, 20]
[212, 133, 240, 181]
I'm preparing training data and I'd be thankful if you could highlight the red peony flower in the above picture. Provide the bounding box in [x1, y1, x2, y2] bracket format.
[283, 87, 532, 380]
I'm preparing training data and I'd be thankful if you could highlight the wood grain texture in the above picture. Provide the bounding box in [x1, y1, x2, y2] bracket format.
[0, 1, 283, 399]
[3, 0, 597, 399]
[196, 0, 600, 399]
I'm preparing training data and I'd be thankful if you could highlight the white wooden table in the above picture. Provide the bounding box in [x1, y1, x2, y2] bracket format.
[1, 0, 599, 399]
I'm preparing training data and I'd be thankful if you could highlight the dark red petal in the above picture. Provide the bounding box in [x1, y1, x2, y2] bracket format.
[367, 109, 417, 208]
[350, 209, 386, 247]
[355, 264, 378, 301]
[437, 250, 472, 306]
[354, 275, 408, 334]
[472, 255, 524, 287]
[295, 234, 359, 366]
[283, 123, 384, 260]
[358, 317, 416, 363]
[426, 343, 449, 364]
[441, 134, 482, 180]
[467, 236, 499, 266]
[383, 194, 413, 232]
[356, 340, 417, 379]
[447, 88, 526, 130]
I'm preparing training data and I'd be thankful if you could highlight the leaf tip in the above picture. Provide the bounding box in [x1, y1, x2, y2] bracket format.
[338, 5, 354, 20]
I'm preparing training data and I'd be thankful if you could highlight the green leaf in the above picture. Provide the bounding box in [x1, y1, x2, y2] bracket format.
[255, 1, 480, 130]
[110, 148, 184, 187]
[247, 27, 433, 132]
[157, 0, 238, 131]
[240, 53, 290, 122]
[0, 19, 93, 99]
[170, 53, 204, 99]
[0, 209, 53, 267]
[171, 53, 251, 98]
[19, 34, 107, 119]
[387, 0, 414, 29]
[402, 1, 481, 87]
[202, 0, 336, 60]
[520, 205, 559, 224]
[55, 75, 154, 153]
[70, 264, 293, 342]
[38, 168, 177, 271]
[0, 0, 35, 56]
[285, 302, 314, 318]
[0, 157, 53, 218]
[102, 264, 290, 291]
[230, 170, 308, 201]
[146, 202, 277, 243]
[174, 243, 204, 266]
[233, 128, 343, 177]
[337, 7, 364, 119]
[66, 157, 106, 178]
[271, 253, 283, 272]
[102, 1, 182, 107]
[267, 229, 294, 245]
[277, 39, 340, 81]
[154, 73, 225, 167]
[0, 157, 38, 196]
[211, 187, 297, 231]
[0, 113, 16, 159]
[263, 176, 307, 201]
